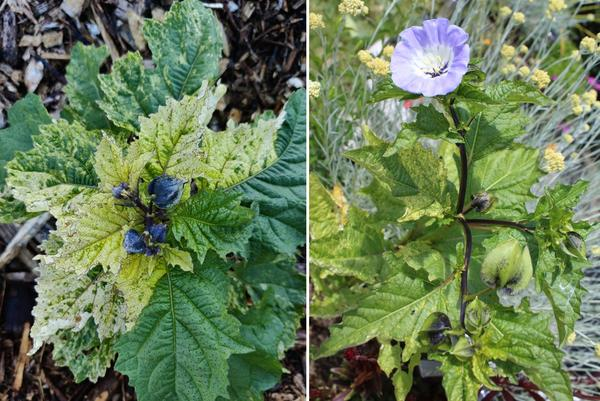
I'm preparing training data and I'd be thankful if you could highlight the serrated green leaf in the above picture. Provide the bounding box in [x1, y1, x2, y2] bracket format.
[169, 189, 254, 262]
[98, 52, 168, 132]
[369, 76, 420, 103]
[481, 308, 572, 401]
[115, 267, 250, 401]
[467, 146, 541, 219]
[62, 43, 111, 130]
[6, 120, 99, 214]
[405, 104, 451, 140]
[318, 268, 460, 358]
[235, 251, 305, 307]
[534, 181, 588, 218]
[199, 113, 283, 189]
[484, 80, 551, 105]
[348, 142, 451, 222]
[143, 0, 223, 99]
[0, 93, 52, 188]
[311, 217, 386, 283]
[345, 144, 418, 197]
[542, 261, 585, 346]
[438, 357, 481, 401]
[232, 90, 306, 255]
[136, 83, 226, 178]
[397, 241, 448, 282]
[309, 174, 345, 240]
[465, 106, 529, 164]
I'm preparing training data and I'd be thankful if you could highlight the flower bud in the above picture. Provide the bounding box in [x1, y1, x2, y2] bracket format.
[112, 182, 129, 199]
[450, 335, 475, 361]
[471, 192, 493, 213]
[124, 229, 147, 254]
[563, 231, 586, 259]
[148, 175, 185, 209]
[465, 298, 491, 334]
[148, 223, 167, 244]
[424, 313, 451, 345]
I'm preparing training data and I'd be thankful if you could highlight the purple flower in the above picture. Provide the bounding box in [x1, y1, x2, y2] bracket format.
[148, 223, 167, 244]
[124, 229, 147, 254]
[390, 18, 470, 97]
[148, 175, 185, 209]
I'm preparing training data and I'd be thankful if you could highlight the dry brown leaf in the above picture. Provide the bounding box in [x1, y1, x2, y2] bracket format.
[126, 9, 146, 50]
[18, 34, 41, 47]
[60, 0, 87, 19]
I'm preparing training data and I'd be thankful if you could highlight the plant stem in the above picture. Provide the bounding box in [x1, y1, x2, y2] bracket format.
[458, 218, 473, 329]
[466, 218, 534, 234]
[449, 100, 472, 330]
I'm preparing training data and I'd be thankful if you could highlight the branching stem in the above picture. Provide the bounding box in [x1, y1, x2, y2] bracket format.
[466, 218, 534, 234]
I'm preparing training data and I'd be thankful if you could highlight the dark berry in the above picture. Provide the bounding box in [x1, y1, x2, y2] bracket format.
[124, 229, 147, 254]
[112, 182, 129, 199]
[148, 223, 167, 243]
[148, 175, 185, 209]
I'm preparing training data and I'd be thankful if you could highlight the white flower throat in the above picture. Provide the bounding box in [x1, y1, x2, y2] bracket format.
[414, 45, 453, 78]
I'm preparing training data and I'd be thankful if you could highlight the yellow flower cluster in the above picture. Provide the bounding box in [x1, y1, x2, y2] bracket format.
[518, 66, 530, 77]
[383, 45, 395, 58]
[580, 36, 598, 53]
[358, 50, 390, 76]
[358, 50, 372, 64]
[368, 57, 390, 76]
[563, 133, 574, 144]
[571, 91, 599, 115]
[338, 0, 368, 16]
[544, 144, 565, 173]
[570, 94, 583, 115]
[596, 343, 600, 358]
[566, 331, 577, 345]
[546, 0, 567, 17]
[501, 44, 516, 58]
[513, 12, 526, 24]
[519, 44, 528, 54]
[531, 69, 550, 90]
[500, 64, 516, 75]
[571, 50, 581, 61]
[499, 6, 512, 17]
[582, 89, 597, 107]
[309, 12, 325, 30]
[308, 80, 321, 99]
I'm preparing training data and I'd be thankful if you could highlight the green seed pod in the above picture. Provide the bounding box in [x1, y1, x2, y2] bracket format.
[480, 239, 521, 288]
[480, 238, 532, 293]
[465, 298, 491, 334]
[504, 244, 533, 293]
[450, 335, 475, 361]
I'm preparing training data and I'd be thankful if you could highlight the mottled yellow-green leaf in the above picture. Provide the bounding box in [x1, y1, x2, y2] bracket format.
[162, 245, 193, 272]
[6, 120, 99, 215]
[117, 254, 167, 329]
[94, 136, 154, 191]
[53, 194, 142, 274]
[136, 82, 226, 179]
[199, 113, 282, 189]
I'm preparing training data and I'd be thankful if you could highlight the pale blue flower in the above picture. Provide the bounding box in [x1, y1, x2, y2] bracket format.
[391, 18, 470, 97]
